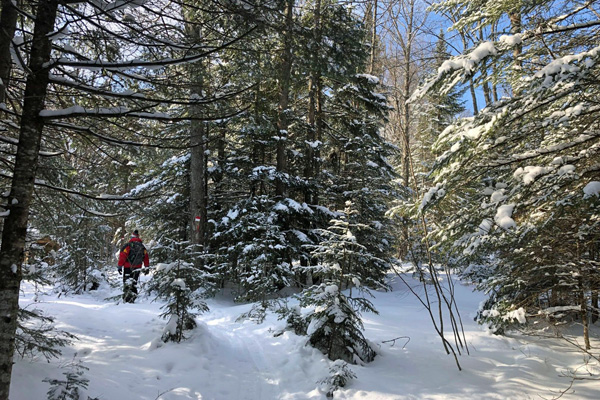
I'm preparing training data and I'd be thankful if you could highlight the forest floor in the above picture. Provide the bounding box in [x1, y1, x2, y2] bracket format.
[11, 271, 600, 399]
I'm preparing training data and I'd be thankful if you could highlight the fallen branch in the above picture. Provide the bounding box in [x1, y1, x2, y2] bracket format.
[382, 336, 411, 349]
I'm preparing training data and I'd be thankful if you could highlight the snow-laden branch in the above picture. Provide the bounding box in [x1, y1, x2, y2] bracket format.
[51, 25, 257, 70]
[411, 20, 600, 103]
[48, 72, 255, 106]
[40, 103, 251, 122]
[0, 172, 151, 201]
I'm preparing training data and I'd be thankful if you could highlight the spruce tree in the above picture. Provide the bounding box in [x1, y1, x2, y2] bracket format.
[298, 202, 381, 364]
[147, 240, 211, 343]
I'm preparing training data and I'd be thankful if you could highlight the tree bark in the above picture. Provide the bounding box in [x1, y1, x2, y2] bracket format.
[276, 0, 294, 198]
[368, 0, 378, 75]
[400, 0, 415, 187]
[189, 107, 207, 247]
[509, 12, 522, 65]
[591, 290, 599, 324]
[305, 0, 322, 205]
[0, 1, 57, 398]
[478, 28, 492, 107]
[580, 284, 591, 350]
[185, 11, 207, 248]
[0, 0, 18, 103]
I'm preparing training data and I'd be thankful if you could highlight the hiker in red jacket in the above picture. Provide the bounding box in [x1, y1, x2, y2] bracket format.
[118, 230, 150, 303]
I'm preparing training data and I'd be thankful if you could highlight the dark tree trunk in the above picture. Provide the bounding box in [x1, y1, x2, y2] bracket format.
[479, 28, 492, 107]
[457, 30, 478, 115]
[0, 1, 57, 398]
[185, 14, 207, 248]
[591, 290, 599, 324]
[276, 0, 294, 198]
[189, 114, 207, 247]
[305, 0, 321, 205]
[0, 0, 18, 103]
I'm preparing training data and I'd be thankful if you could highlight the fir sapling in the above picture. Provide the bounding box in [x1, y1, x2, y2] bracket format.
[43, 359, 98, 400]
[318, 360, 357, 398]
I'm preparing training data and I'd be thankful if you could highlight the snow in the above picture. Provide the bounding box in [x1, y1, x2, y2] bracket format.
[498, 33, 522, 47]
[306, 140, 322, 148]
[355, 74, 379, 84]
[558, 165, 575, 175]
[11, 274, 600, 400]
[513, 166, 549, 185]
[419, 183, 444, 212]
[478, 218, 493, 235]
[583, 181, 600, 198]
[226, 208, 239, 220]
[494, 204, 516, 230]
[438, 42, 497, 76]
[172, 279, 186, 290]
[274, 202, 289, 212]
[293, 230, 311, 243]
[489, 190, 506, 204]
[533, 45, 600, 82]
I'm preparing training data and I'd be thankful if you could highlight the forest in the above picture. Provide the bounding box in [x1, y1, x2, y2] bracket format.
[0, 0, 599, 399]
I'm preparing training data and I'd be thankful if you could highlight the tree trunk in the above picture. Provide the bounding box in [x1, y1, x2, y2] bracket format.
[0, 1, 57, 398]
[0, 0, 18, 103]
[368, 0, 378, 75]
[305, 0, 321, 205]
[185, 13, 207, 248]
[276, 0, 294, 198]
[509, 12, 522, 65]
[478, 28, 492, 107]
[591, 290, 599, 324]
[189, 112, 207, 247]
[580, 285, 591, 350]
[456, 30, 478, 115]
[400, 0, 414, 187]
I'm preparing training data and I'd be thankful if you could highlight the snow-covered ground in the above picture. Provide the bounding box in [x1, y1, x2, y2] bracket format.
[11, 273, 600, 399]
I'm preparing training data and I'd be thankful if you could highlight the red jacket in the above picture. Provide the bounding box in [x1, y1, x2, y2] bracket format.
[118, 237, 150, 269]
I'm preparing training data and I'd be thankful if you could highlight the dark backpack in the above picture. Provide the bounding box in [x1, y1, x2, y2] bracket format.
[126, 241, 145, 266]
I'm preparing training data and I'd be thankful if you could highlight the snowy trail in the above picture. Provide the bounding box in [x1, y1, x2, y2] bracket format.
[12, 284, 328, 400]
[11, 276, 600, 399]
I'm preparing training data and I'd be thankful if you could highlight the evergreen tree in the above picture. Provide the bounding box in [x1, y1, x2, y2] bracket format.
[297, 202, 381, 364]
[207, 0, 397, 308]
[416, 0, 600, 346]
[17, 252, 75, 361]
[146, 240, 211, 343]
[43, 359, 98, 400]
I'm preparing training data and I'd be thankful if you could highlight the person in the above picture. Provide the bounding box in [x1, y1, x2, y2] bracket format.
[117, 230, 150, 303]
